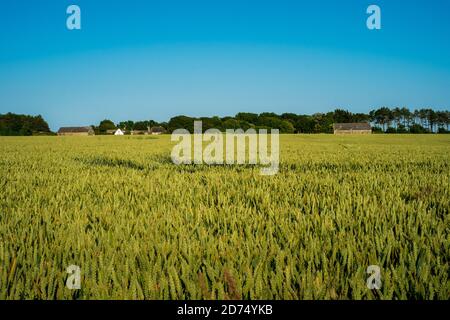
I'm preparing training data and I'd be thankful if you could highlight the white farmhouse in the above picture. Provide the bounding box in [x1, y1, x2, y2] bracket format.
[114, 129, 125, 136]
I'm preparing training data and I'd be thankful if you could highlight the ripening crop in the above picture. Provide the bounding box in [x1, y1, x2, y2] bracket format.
[0, 134, 449, 299]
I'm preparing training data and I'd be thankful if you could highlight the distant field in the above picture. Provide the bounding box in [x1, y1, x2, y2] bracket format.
[0, 135, 449, 299]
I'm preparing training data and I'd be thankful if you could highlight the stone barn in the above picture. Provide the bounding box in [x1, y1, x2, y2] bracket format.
[333, 123, 372, 134]
[57, 126, 95, 136]
[150, 126, 166, 135]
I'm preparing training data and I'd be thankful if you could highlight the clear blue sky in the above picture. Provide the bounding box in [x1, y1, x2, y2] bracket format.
[0, 0, 449, 130]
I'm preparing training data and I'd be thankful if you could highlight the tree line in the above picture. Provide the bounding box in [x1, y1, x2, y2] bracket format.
[0, 113, 52, 136]
[102, 107, 449, 134]
[94, 119, 164, 134]
[369, 107, 450, 133]
[1, 107, 449, 136]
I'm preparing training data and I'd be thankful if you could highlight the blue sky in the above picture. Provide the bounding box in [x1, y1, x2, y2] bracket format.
[0, 0, 449, 130]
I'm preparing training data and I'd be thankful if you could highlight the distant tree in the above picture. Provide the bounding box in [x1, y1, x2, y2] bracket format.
[425, 109, 437, 132]
[435, 111, 446, 131]
[133, 121, 151, 131]
[0, 113, 51, 136]
[353, 113, 370, 123]
[19, 122, 33, 136]
[386, 127, 397, 134]
[237, 120, 254, 131]
[158, 122, 169, 131]
[98, 119, 116, 133]
[168, 115, 195, 133]
[369, 109, 377, 128]
[371, 107, 392, 131]
[392, 107, 402, 128]
[386, 108, 395, 129]
[256, 116, 295, 133]
[312, 113, 334, 133]
[235, 112, 258, 124]
[200, 116, 223, 132]
[447, 111, 450, 131]
[435, 110, 450, 132]
[295, 115, 315, 133]
[147, 120, 158, 128]
[409, 123, 429, 134]
[372, 126, 383, 134]
[118, 121, 134, 131]
[222, 118, 241, 129]
[259, 112, 279, 119]
[333, 109, 353, 123]
[256, 116, 275, 128]
[413, 109, 421, 126]
[281, 113, 298, 125]
[30, 115, 51, 132]
[400, 107, 412, 127]
[417, 109, 429, 129]
[276, 119, 295, 133]
[396, 124, 408, 133]
[200, 117, 216, 132]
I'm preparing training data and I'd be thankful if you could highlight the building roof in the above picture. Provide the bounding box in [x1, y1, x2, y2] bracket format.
[150, 126, 166, 133]
[58, 126, 93, 133]
[333, 123, 371, 131]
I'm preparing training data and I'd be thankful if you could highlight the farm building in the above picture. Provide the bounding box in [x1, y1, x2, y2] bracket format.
[150, 126, 166, 135]
[114, 129, 125, 135]
[333, 123, 372, 134]
[57, 126, 95, 136]
[131, 129, 148, 135]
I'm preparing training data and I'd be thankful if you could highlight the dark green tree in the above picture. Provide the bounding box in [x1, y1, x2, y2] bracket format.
[98, 119, 116, 133]
[235, 112, 258, 124]
[168, 116, 196, 133]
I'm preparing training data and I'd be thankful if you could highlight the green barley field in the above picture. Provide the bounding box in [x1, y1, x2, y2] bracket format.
[0, 134, 449, 300]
